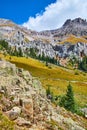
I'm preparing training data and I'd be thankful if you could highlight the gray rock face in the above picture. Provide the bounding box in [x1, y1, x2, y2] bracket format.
[54, 42, 87, 58]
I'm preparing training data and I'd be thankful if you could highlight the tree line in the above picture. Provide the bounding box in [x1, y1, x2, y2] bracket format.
[0, 40, 87, 71]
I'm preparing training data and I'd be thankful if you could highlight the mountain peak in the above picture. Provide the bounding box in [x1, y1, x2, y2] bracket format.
[63, 17, 87, 27]
[72, 17, 87, 24]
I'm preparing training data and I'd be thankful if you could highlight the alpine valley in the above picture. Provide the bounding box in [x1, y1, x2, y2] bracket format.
[0, 17, 87, 130]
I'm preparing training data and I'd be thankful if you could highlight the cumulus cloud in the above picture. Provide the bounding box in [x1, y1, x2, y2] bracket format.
[23, 0, 87, 31]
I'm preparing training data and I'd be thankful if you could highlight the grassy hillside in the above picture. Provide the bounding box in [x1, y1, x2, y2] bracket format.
[0, 54, 87, 107]
[60, 35, 87, 44]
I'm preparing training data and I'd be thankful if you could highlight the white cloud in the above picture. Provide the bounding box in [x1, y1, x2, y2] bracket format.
[22, 0, 87, 31]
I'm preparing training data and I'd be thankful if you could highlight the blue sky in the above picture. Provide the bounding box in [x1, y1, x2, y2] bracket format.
[0, 0, 56, 24]
[0, 0, 87, 31]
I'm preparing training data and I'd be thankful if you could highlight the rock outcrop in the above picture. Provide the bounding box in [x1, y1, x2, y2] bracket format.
[0, 59, 87, 130]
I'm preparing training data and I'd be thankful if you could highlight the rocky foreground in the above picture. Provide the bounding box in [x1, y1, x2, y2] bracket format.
[0, 59, 87, 130]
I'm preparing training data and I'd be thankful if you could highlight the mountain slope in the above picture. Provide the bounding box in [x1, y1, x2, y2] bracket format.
[0, 18, 52, 44]
[0, 59, 87, 130]
[0, 18, 87, 65]
[0, 17, 87, 44]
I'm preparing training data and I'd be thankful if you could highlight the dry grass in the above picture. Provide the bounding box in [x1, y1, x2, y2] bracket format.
[0, 54, 87, 106]
[60, 35, 87, 44]
[0, 111, 14, 129]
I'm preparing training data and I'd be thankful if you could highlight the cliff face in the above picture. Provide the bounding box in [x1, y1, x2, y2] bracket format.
[0, 60, 87, 130]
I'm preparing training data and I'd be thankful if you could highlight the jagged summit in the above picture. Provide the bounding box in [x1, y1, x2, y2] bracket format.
[63, 18, 87, 27]
[72, 18, 87, 25]
[47, 17, 87, 42]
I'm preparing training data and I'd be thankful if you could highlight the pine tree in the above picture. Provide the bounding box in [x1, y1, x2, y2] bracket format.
[79, 56, 87, 71]
[65, 83, 75, 112]
[59, 83, 75, 113]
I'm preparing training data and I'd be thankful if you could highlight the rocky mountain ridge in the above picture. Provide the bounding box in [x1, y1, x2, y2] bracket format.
[0, 18, 87, 66]
[40, 18, 87, 41]
[0, 59, 87, 130]
[0, 17, 87, 43]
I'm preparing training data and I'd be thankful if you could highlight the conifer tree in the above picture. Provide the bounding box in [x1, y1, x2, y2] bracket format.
[79, 56, 87, 71]
[65, 83, 75, 112]
[59, 83, 75, 113]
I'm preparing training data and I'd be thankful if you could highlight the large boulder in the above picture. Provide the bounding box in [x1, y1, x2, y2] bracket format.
[7, 106, 21, 120]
